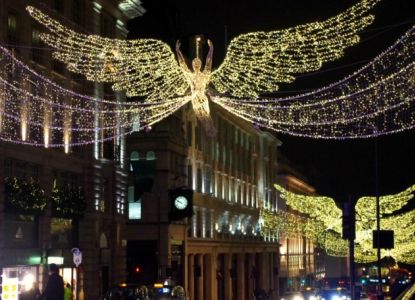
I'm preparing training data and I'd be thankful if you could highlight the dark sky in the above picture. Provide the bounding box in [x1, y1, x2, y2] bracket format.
[128, 0, 415, 201]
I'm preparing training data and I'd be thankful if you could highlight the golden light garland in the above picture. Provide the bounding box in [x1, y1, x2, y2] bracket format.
[271, 184, 415, 264]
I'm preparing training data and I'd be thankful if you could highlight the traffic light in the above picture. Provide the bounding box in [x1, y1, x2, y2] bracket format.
[169, 188, 193, 222]
[134, 266, 141, 273]
[342, 198, 356, 240]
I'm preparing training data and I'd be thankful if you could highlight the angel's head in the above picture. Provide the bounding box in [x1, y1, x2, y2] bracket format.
[192, 58, 202, 72]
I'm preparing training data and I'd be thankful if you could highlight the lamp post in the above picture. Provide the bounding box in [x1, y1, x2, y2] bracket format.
[373, 128, 383, 300]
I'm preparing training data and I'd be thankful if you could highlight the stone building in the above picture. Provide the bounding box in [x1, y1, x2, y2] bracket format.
[276, 157, 325, 294]
[0, 0, 144, 299]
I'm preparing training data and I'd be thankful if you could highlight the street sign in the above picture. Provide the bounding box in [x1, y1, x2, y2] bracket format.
[72, 248, 82, 267]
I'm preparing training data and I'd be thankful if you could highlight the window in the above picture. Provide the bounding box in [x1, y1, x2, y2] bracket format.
[72, 0, 84, 25]
[129, 200, 141, 220]
[128, 186, 141, 220]
[116, 195, 125, 215]
[197, 168, 202, 193]
[187, 163, 193, 188]
[101, 13, 115, 37]
[217, 173, 222, 199]
[130, 151, 139, 171]
[51, 218, 73, 248]
[31, 29, 42, 63]
[146, 151, 156, 160]
[187, 122, 192, 146]
[224, 177, 229, 202]
[132, 114, 140, 132]
[7, 13, 17, 43]
[52, 61, 65, 74]
[53, 0, 64, 13]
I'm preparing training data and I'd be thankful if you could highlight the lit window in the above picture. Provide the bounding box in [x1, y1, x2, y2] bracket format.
[146, 151, 156, 160]
[7, 14, 17, 33]
[132, 114, 140, 132]
[32, 29, 40, 44]
[129, 200, 141, 220]
[130, 151, 139, 171]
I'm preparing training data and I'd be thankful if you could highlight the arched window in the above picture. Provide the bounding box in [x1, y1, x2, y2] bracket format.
[130, 151, 139, 171]
[146, 151, 156, 160]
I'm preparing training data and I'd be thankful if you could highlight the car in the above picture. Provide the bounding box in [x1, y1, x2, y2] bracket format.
[319, 289, 351, 300]
[103, 284, 147, 300]
[359, 292, 370, 300]
[302, 290, 319, 300]
[281, 291, 305, 300]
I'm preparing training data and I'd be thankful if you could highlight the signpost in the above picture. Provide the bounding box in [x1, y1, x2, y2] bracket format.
[72, 248, 82, 300]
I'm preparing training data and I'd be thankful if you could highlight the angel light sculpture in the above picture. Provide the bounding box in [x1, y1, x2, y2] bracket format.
[26, 0, 379, 135]
[273, 184, 415, 264]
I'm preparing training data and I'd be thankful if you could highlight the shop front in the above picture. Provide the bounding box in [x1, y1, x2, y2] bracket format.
[1, 249, 42, 300]
[1, 251, 78, 300]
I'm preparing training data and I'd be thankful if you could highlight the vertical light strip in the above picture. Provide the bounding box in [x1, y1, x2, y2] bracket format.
[20, 90, 29, 141]
[0, 82, 4, 133]
[43, 90, 51, 148]
[63, 110, 71, 154]
[93, 1, 102, 159]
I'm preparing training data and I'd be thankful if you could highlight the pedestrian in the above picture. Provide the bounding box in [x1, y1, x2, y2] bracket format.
[20, 282, 41, 300]
[39, 263, 64, 300]
[64, 283, 72, 300]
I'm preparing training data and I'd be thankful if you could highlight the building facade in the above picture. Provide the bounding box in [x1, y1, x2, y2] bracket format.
[276, 167, 324, 294]
[0, 1, 144, 299]
[126, 101, 282, 300]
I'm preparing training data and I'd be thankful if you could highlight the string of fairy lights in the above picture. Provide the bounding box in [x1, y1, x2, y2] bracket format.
[26, 6, 189, 101]
[27, 0, 379, 101]
[211, 0, 380, 98]
[212, 23, 415, 139]
[0, 1, 413, 150]
[0, 46, 191, 148]
[264, 184, 415, 264]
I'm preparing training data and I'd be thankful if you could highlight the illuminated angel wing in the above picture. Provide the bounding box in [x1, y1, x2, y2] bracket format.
[274, 184, 342, 233]
[211, 0, 379, 98]
[273, 184, 347, 256]
[355, 185, 415, 263]
[356, 184, 415, 217]
[26, 6, 188, 101]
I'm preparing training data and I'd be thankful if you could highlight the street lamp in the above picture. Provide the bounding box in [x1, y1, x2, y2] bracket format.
[371, 126, 382, 300]
[375, 134, 384, 300]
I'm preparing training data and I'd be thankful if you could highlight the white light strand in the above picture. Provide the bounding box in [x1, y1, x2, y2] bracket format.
[0, 47, 190, 148]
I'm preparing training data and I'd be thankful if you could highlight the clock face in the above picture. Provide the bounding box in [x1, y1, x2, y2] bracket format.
[174, 196, 188, 210]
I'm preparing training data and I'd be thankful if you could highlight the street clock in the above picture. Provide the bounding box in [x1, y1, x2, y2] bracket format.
[169, 188, 193, 222]
[174, 195, 188, 210]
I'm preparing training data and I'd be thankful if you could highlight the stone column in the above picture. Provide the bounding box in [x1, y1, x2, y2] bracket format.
[259, 252, 270, 292]
[205, 253, 218, 300]
[248, 253, 255, 299]
[224, 253, 233, 300]
[188, 254, 195, 300]
[237, 253, 245, 300]
[196, 254, 204, 300]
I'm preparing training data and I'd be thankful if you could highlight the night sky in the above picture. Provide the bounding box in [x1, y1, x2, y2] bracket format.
[128, 0, 415, 201]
